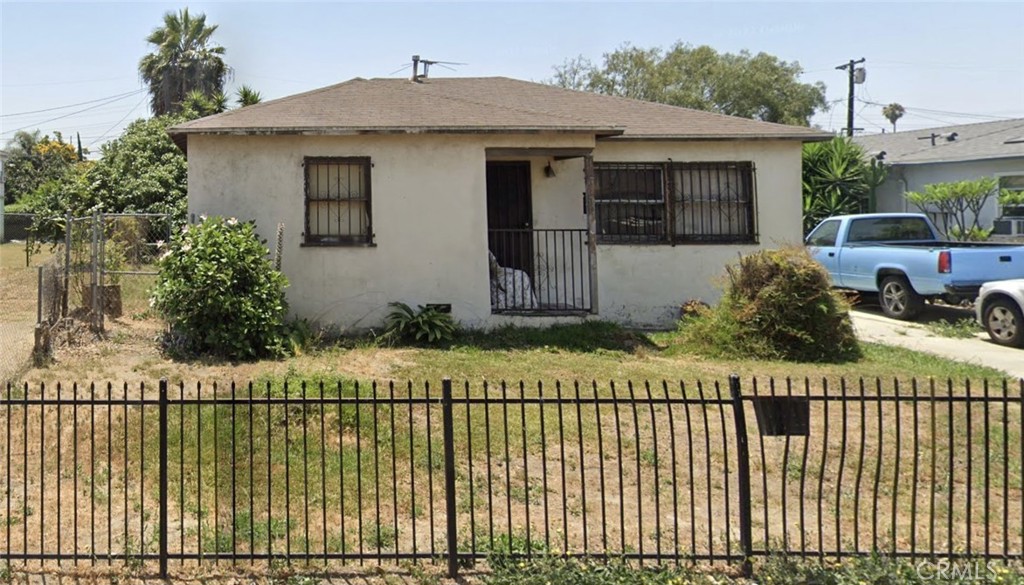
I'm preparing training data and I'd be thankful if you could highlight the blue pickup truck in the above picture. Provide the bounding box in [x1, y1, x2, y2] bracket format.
[805, 213, 1024, 320]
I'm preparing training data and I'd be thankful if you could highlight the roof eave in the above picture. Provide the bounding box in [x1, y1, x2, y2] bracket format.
[601, 132, 834, 142]
[167, 125, 624, 137]
[885, 152, 1024, 166]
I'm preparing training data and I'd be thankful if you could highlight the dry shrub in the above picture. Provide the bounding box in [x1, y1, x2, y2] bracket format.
[680, 246, 860, 363]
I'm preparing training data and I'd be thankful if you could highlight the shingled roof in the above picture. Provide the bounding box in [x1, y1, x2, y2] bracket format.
[169, 76, 831, 144]
[854, 118, 1024, 165]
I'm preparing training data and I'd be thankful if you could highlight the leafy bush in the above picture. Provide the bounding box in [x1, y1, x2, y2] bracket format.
[24, 116, 188, 241]
[906, 178, 998, 241]
[678, 246, 861, 362]
[803, 136, 888, 235]
[948, 225, 992, 242]
[151, 216, 289, 360]
[383, 302, 457, 344]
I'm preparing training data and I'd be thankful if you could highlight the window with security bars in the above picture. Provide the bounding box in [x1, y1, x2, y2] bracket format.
[304, 157, 373, 245]
[594, 161, 757, 244]
[669, 162, 756, 243]
[594, 163, 665, 242]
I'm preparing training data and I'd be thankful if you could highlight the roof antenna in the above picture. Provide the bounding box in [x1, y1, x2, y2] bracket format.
[410, 54, 466, 82]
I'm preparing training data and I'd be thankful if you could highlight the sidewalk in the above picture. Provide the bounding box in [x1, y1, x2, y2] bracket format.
[850, 308, 1024, 380]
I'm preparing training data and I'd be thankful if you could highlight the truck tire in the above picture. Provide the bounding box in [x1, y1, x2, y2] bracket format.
[983, 299, 1024, 348]
[879, 275, 924, 320]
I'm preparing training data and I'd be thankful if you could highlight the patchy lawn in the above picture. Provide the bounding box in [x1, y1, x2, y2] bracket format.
[18, 318, 1007, 387]
[0, 242, 52, 383]
[6, 317, 1019, 577]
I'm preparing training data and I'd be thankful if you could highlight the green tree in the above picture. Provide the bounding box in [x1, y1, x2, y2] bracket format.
[138, 8, 228, 116]
[2, 131, 78, 204]
[181, 89, 228, 118]
[802, 137, 888, 234]
[551, 42, 827, 126]
[235, 85, 262, 107]
[24, 116, 188, 240]
[88, 116, 188, 220]
[882, 103, 905, 133]
[906, 178, 998, 241]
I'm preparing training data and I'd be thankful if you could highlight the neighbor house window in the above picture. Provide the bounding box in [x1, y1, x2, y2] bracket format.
[999, 175, 1024, 217]
[594, 161, 757, 244]
[303, 157, 373, 245]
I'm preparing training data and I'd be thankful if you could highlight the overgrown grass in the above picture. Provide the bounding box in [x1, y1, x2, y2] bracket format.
[926, 317, 982, 339]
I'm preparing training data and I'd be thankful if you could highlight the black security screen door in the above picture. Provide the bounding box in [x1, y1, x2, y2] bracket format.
[486, 161, 534, 274]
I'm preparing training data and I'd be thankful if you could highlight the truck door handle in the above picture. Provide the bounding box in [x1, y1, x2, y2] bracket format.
[828, 252, 835, 257]
[1000, 256, 1011, 262]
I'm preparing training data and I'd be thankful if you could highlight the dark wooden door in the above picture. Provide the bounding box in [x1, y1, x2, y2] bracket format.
[486, 161, 533, 274]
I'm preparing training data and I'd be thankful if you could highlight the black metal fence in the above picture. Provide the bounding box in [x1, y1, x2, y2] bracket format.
[488, 228, 591, 313]
[1, 377, 1021, 577]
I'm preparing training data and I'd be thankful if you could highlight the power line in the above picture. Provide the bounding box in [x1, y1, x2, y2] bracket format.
[0, 91, 145, 136]
[88, 95, 148, 148]
[855, 106, 886, 132]
[1, 89, 145, 118]
[857, 98, 1015, 121]
[2, 76, 136, 89]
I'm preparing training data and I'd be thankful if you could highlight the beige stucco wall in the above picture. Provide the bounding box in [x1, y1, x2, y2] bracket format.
[186, 133, 803, 330]
[591, 140, 803, 326]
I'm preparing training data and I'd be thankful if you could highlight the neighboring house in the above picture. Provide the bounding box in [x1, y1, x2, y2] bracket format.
[168, 75, 828, 330]
[855, 119, 1024, 235]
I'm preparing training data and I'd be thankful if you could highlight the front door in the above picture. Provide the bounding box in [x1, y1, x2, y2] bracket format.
[486, 161, 534, 274]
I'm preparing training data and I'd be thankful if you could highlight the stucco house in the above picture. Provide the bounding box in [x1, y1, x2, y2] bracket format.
[855, 119, 1024, 235]
[168, 75, 829, 330]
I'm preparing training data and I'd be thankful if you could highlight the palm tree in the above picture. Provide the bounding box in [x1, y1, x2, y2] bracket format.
[236, 85, 263, 107]
[882, 103, 906, 133]
[181, 89, 228, 118]
[138, 8, 228, 116]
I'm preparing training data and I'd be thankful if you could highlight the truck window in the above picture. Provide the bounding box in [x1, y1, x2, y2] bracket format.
[806, 219, 840, 246]
[847, 217, 934, 243]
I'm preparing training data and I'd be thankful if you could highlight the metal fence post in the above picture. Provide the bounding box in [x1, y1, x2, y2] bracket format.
[62, 210, 71, 318]
[90, 212, 99, 330]
[159, 378, 169, 578]
[37, 265, 43, 325]
[729, 374, 753, 578]
[98, 212, 105, 332]
[441, 378, 459, 578]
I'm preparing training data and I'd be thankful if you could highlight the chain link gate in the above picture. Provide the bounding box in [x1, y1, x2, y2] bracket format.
[42, 212, 172, 334]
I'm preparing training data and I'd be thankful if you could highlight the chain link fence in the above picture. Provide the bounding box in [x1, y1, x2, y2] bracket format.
[27, 212, 172, 357]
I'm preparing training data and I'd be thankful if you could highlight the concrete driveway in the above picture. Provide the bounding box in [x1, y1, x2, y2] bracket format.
[851, 303, 1024, 380]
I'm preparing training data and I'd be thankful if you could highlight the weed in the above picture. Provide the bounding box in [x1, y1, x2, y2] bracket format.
[926, 317, 981, 339]
[365, 521, 398, 549]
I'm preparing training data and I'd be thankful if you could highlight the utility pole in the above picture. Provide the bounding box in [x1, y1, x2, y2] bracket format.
[835, 58, 866, 137]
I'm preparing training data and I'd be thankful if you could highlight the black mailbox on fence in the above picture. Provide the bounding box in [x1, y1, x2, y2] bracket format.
[751, 396, 810, 436]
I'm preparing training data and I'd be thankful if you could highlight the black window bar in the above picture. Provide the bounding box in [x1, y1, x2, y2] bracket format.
[303, 157, 373, 246]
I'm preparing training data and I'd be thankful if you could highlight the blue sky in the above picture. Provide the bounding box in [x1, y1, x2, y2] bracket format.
[2, 1, 1023, 151]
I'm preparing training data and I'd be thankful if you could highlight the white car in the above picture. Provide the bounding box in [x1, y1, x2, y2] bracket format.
[976, 279, 1024, 348]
